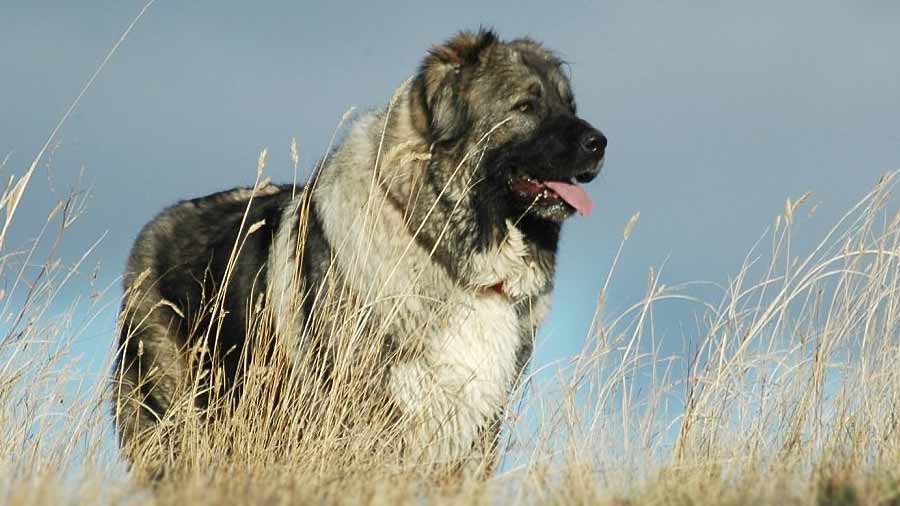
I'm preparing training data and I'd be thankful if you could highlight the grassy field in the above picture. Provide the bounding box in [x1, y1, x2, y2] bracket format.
[3, 130, 900, 505]
[4, 11, 900, 501]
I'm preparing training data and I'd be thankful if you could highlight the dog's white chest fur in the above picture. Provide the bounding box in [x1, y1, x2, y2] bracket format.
[389, 290, 522, 460]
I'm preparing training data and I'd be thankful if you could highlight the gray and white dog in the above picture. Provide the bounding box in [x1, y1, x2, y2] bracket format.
[113, 29, 606, 474]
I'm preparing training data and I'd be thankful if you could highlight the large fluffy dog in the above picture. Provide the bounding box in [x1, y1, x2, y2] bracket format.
[113, 30, 606, 475]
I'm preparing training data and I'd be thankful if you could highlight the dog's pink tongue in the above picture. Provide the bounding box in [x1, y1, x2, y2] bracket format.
[544, 181, 593, 216]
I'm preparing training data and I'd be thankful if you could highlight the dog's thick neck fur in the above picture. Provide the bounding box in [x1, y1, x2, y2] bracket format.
[301, 82, 556, 463]
[316, 81, 560, 301]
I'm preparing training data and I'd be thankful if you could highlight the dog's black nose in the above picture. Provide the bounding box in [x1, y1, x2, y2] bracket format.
[575, 168, 600, 183]
[580, 130, 607, 155]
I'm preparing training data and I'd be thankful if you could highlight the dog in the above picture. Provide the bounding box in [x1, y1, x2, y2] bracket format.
[112, 29, 606, 477]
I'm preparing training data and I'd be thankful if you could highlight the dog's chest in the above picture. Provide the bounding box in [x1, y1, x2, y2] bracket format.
[434, 291, 523, 409]
[390, 290, 524, 453]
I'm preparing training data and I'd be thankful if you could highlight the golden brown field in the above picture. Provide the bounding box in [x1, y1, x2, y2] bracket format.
[4, 8, 900, 503]
[4, 138, 900, 504]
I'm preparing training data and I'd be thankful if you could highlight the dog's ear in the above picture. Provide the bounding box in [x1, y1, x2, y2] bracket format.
[410, 29, 498, 145]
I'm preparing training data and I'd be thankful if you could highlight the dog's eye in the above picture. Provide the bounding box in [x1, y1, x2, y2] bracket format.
[513, 100, 535, 114]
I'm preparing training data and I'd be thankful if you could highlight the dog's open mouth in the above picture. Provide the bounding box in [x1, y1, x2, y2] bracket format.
[510, 176, 594, 216]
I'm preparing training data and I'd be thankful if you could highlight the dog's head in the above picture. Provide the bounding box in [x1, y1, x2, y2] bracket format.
[409, 29, 606, 222]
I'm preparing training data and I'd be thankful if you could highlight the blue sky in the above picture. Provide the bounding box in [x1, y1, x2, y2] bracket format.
[2, 1, 899, 402]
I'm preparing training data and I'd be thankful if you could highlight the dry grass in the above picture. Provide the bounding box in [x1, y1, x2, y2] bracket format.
[5, 6, 900, 502]
[4, 130, 900, 505]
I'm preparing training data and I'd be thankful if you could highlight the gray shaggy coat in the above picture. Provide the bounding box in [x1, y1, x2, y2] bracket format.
[113, 29, 606, 474]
